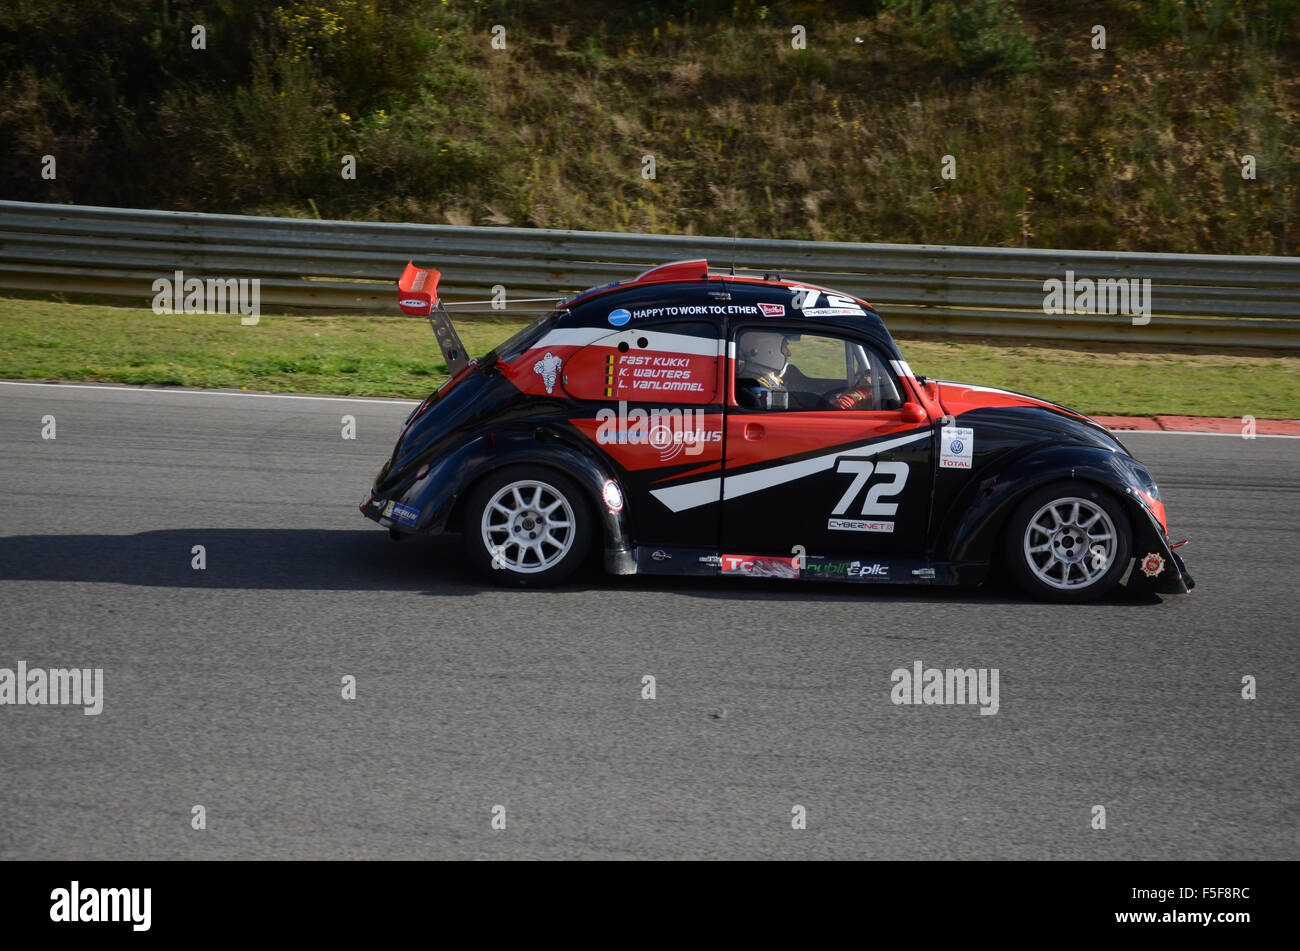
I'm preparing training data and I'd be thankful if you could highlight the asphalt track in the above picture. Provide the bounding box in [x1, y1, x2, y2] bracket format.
[0, 381, 1296, 860]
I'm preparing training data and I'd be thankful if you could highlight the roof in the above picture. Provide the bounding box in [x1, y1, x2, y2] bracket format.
[563, 258, 876, 311]
[557, 259, 893, 348]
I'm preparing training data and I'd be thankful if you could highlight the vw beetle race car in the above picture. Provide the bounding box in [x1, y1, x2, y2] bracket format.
[362, 259, 1192, 602]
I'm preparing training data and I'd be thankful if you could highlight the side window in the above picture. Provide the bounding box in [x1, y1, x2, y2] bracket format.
[733, 329, 903, 412]
[562, 320, 719, 405]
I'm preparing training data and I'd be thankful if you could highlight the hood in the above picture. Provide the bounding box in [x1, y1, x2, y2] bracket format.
[933, 380, 1092, 420]
[933, 380, 1129, 454]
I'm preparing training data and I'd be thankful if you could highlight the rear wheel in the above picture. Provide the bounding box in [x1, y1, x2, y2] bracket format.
[1003, 480, 1131, 602]
[463, 466, 593, 586]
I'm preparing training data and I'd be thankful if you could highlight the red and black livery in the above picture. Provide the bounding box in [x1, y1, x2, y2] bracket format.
[361, 260, 1192, 602]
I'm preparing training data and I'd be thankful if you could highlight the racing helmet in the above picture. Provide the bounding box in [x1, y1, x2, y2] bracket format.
[738, 331, 793, 410]
[738, 331, 789, 384]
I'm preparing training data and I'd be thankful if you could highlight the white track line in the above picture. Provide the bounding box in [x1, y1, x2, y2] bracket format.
[1111, 429, 1300, 440]
[1, 380, 1296, 437]
[0, 380, 419, 406]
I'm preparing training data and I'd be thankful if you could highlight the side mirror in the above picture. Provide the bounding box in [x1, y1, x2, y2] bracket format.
[900, 402, 926, 423]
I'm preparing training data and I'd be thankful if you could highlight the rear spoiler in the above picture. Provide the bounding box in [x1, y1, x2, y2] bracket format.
[398, 261, 469, 377]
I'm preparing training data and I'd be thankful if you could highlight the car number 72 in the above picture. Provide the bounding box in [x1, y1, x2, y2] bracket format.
[831, 460, 909, 516]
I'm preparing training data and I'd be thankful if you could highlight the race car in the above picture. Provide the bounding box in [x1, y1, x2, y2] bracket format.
[362, 259, 1192, 602]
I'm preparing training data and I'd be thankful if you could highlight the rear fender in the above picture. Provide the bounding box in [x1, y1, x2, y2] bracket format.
[395, 428, 634, 569]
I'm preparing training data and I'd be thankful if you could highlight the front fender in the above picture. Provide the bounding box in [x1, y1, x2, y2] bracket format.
[1122, 502, 1194, 593]
[936, 443, 1153, 566]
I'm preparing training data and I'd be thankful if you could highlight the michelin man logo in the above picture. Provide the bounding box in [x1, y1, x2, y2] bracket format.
[533, 351, 562, 394]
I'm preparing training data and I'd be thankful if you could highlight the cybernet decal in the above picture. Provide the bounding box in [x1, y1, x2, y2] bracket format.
[828, 518, 895, 533]
[790, 287, 865, 317]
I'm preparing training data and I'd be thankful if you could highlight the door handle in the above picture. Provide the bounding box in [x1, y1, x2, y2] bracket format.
[744, 423, 765, 440]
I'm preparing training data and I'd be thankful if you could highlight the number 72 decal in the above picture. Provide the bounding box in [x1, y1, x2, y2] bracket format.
[831, 459, 909, 516]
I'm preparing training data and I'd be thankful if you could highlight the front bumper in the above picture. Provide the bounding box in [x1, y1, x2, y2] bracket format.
[359, 492, 422, 532]
[1127, 541, 1193, 594]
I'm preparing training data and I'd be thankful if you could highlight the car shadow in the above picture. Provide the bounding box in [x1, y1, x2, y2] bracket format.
[0, 529, 477, 592]
[0, 529, 1165, 606]
[599, 572, 1163, 607]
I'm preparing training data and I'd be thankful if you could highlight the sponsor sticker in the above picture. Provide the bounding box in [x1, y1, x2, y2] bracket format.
[806, 560, 889, 578]
[803, 307, 864, 317]
[803, 560, 851, 576]
[608, 308, 631, 327]
[828, 518, 894, 533]
[533, 351, 563, 394]
[847, 561, 888, 578]
[757, 302, 785, 317]
[602, 479, 624, 512]
[399, 298, 427, 309]
[720, 554, 801, 578]
[384, 500, 419, 526]
[940, 425, 974, 469]
[791, 289, 865, 317]
[1140, 552, 1166, 577]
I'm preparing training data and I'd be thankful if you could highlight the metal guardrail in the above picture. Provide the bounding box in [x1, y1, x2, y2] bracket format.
[1, 200, 1298, 349]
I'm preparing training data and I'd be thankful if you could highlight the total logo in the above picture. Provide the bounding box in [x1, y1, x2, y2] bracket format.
[847, 561, 888, 578]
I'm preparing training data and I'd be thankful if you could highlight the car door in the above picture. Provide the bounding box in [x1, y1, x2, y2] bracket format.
[719, 324, 934, 558]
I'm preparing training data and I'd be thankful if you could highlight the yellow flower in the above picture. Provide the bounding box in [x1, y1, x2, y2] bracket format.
[340, 113, 351, 121]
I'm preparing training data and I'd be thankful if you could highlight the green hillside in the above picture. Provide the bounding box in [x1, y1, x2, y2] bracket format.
[2, 0, 1297, 253]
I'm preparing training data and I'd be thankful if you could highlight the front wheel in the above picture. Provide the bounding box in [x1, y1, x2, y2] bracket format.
[463, 466, 593, 586]
[1003, 480, 1131, 602]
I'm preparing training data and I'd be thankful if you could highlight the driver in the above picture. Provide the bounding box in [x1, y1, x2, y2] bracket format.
[737, 331, 803, 409]
[738, 332, 794, 389]
[737, 331, 875, 410]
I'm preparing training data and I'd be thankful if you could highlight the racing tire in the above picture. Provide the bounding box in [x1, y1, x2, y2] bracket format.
[1002, 480, 1132, 603]
[463, 465, 594, 586]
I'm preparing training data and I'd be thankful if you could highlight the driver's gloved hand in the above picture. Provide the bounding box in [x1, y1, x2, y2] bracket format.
[830, 386, 871, 409]
[830, 373, 873, 409]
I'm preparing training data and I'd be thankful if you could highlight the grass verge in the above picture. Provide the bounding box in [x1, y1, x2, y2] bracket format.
[1, 296, 1296, 418]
